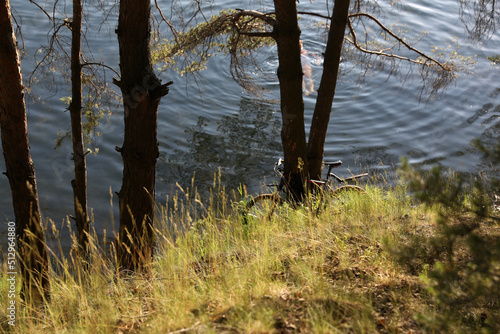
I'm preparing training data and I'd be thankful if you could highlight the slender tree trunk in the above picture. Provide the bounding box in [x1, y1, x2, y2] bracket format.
[0, 0, 50, 303]
[70, 0, 89, 252]
[273, 0, 307, 200]
[115, 0, 171, 271]
[307, 0, 351, 180]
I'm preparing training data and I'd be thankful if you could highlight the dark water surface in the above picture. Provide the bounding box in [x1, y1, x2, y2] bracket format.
[0, 0, 498, 247]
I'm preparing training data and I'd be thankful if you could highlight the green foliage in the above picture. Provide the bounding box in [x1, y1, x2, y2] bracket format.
[487, 54, 500, 65]
[154, 10, 233, 74]
[55, 72, 119, 151]
[153, 9, 275, 79]
[26, 9, 121, 153]
[54, 130, 71, 150]
[393, 141, 500, 332]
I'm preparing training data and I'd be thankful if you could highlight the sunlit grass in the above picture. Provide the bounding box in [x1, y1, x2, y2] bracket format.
[0, 171, 498, 333]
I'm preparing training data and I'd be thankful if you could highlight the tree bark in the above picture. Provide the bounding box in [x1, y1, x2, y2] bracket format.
[307, 0, 351, 180]
[0, 0, 50, 303]
[70, 0, 89, 253]
[273, 0, 308, 201]
[116, 0, 170, 271]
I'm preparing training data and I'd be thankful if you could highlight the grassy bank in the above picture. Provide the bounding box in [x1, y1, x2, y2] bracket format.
[1, 175, 499, 333]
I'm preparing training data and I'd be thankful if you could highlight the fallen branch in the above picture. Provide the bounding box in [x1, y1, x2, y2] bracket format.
[167, 321, 202, 334]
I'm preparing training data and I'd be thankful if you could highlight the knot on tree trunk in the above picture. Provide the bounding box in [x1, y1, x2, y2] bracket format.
[150, 80, 173, 100]
[116, 72, 172, 108]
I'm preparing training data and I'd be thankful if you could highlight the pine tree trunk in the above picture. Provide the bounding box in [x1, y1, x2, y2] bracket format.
[307, 0, 351, 180]
[273, 0, 308, 201]
[0, 0, 50, 303]
[70, 0, 90, 253]
[115, 0, 170, 271]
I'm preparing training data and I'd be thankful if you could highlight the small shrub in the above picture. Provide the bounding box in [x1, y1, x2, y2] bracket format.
[393, 141, 500, 332]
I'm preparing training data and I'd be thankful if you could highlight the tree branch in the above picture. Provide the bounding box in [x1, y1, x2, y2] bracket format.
[297, 11, 331, 20]
[154, 0, 180, 46]
[28, 0, 53, 23]
[238, 31, 275, 38]
[299, 9, 451, 71]
[348, 13, 452, 71]
[81, 61, 121, 78]
[150, 80, 173, 100]
[234, 9, 276, 26]
[346, 21, 424, 65]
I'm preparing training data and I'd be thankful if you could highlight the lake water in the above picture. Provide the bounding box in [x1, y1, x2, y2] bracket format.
[1, 0, 499, 246]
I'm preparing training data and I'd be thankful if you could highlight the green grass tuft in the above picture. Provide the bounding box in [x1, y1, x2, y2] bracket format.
[1, 170, 498, 333]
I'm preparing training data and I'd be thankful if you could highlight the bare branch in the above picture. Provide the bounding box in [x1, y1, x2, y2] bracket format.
[28, 0, 53, 23]
[347, 22, 423, 65]
[239, 31, 275, 37]
[459, 0, 499, 41]
[234, 9, 276, 26]
[28, 19, 72, 86]
[195, 0, 210, 25]
[297, 11, 330, 20]
[81, 62, 121, 78]
[299, 9, 451, 72]
[154, 0, 180, 46]
[347, 13, 452, 71]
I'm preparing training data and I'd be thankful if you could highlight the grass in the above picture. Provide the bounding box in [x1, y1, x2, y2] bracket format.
[1, 174, 499, 333]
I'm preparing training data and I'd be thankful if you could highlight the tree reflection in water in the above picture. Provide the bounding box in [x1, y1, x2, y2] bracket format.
[157, 97, 282, 200]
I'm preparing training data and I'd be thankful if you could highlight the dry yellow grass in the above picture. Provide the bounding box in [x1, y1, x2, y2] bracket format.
[1, 176, 498, 333]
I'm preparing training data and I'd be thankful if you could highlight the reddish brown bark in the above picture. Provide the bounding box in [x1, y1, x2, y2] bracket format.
[70, 0, 90, 252]
[307, 0, 351, 181]
[273, 0, 307, 200]
[115, 0, 171, 271]
[0, 0, 50, 303]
